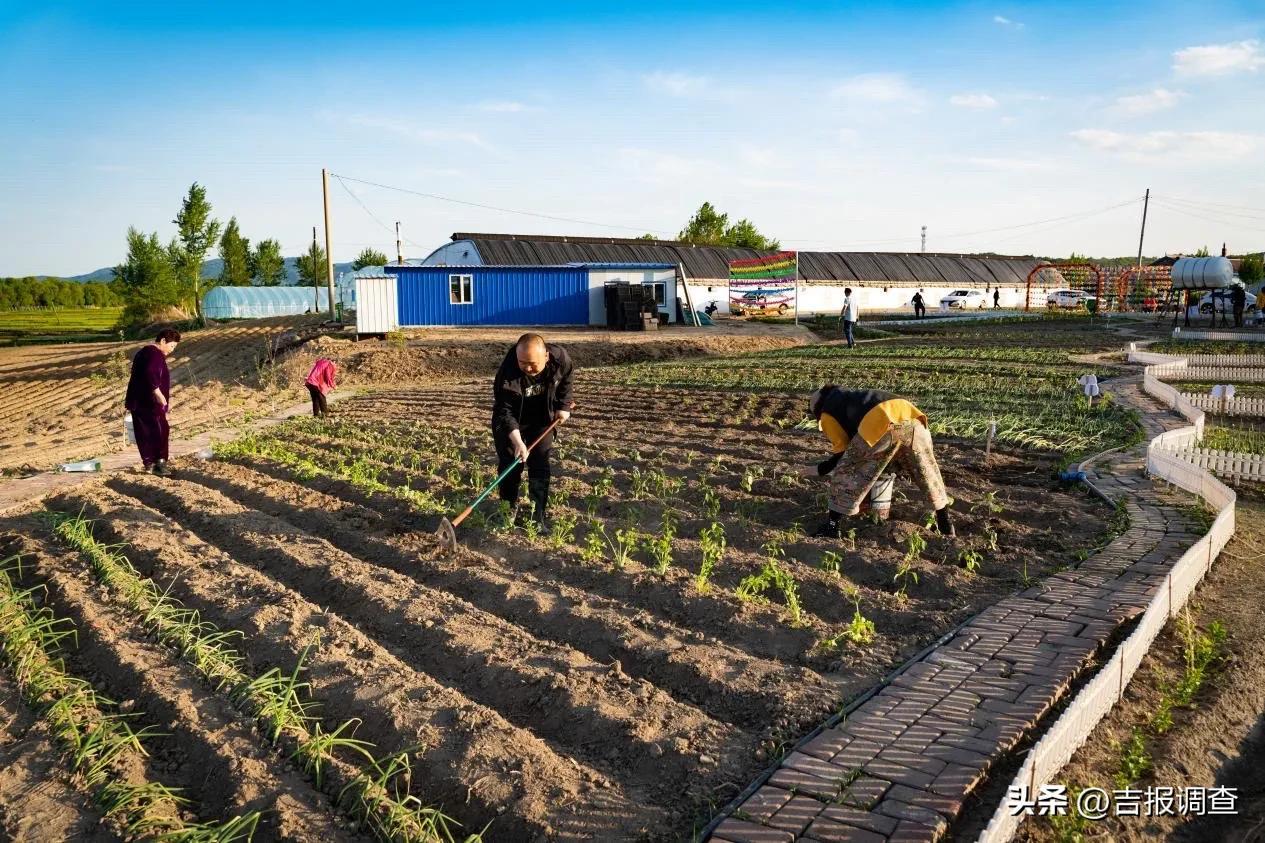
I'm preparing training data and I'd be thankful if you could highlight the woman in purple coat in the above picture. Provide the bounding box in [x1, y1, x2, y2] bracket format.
[125, 328, 180, 475]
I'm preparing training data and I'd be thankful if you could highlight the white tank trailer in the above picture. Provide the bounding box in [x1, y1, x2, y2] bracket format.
[1169, 256, 1235, 290]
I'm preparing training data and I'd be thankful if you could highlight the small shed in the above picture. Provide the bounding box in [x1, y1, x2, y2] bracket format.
[373, 263, 677, 328]
[203, 286, 331, 320]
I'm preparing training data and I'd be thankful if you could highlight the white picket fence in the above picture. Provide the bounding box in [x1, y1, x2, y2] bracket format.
[977, 348, 1235, 842]
[1185, 353, 1265, 367]
[1171, 446, 1265, 482]
[1181, 392, 1265, 418]
[1163, 366, 1265, 382]
[1172, 329, 1265, 342]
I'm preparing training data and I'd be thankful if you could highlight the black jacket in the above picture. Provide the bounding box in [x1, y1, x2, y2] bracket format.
[491, 343, 575, 437]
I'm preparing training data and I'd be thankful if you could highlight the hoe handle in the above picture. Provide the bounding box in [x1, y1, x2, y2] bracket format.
[450, 417, 564, 530]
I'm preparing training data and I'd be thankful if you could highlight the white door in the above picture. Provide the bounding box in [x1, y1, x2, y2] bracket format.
[356, 277, 399, 333]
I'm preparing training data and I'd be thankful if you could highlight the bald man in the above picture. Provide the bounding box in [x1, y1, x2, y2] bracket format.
[491, 333, 575, 527]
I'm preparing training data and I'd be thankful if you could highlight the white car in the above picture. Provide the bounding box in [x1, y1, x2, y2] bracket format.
[1047, 289, 1096, 309]
[939, 289, 987, 309]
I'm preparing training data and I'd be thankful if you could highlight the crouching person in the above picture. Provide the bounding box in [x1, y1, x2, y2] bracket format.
[801, 384, 954, 537]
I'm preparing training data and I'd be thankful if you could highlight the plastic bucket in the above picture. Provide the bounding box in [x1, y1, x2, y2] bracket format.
[124, 412, 136, 445]
[870, 474, 895, 521]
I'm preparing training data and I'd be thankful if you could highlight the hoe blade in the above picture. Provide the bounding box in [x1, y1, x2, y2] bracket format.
[434, 517, 458, 554]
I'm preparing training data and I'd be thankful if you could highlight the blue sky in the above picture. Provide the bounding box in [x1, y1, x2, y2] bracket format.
[2, 1, 1263, 277]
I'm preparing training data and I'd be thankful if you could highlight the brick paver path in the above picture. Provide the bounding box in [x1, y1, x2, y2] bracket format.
[710, 375, 1202, 843]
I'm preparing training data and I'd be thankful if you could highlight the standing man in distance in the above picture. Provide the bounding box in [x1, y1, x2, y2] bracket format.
[492, 333, 575, 527]
[911, 290, 926, 320]
[993, 288, 1001, 309]
[840, 288, 859, 349]
[125, 328, 180, 476]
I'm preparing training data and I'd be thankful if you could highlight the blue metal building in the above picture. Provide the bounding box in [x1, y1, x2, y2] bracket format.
[381, 263, 676, 327]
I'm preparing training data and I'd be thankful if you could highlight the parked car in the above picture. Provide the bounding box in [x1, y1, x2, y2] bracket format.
[939, 289, 987, 309]
[1046, 289, 1097, 309]
[1197, 284, 1253, 315]
[730, 292, 789, 316]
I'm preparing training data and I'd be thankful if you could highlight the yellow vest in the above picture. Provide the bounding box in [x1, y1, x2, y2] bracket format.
[820, 398, 927, 452]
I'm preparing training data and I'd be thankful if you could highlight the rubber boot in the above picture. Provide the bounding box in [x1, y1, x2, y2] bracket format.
[528, 477, 550, 528]
[811, 512, 843, 539]
[152, 460, 172, 477]
[934, 506, 955, 537]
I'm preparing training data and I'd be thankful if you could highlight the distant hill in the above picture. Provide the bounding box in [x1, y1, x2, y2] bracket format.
[64, 258, 355, 285]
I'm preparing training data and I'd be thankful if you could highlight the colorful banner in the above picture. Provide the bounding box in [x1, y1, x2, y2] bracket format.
[729, 252, 798, 311]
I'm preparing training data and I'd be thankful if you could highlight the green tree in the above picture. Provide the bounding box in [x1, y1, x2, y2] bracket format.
[218, 217, 252, 286]
[1238, 254, 1263, 286]
[724, 218, 780, 250]
[1194, 246, 1211, 257]
[677, 202, 779, 249]
[351, 247, 388, 270]
[296, 239, 327, 287]
[250, 238, 286, 286]
[637, 233, 659, 241]
[678, 202, 729, 245]
[169, 182, 222, 320]
[114, 227, 182, 324]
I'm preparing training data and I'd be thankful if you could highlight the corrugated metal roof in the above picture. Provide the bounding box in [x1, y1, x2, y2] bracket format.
[434, 233, 1048, 287]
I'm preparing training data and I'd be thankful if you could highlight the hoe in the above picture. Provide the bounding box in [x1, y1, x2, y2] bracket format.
[435, 417, 563, 554]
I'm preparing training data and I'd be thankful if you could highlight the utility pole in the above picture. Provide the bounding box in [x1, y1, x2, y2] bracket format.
[396, 222, 403, 265]
[921, 225, 926, 254]
[1136, 188, 1150, 267]
[321, 168, 337, 320]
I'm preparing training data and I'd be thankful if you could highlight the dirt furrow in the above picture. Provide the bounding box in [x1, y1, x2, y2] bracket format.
[202, 452, 824, 662]
[104, 473, 752, 799]
[7, 529, 357, 842]
[55, 486, 671, 841]
[0, 672, 114, 842]
[180, 459, 842, 713]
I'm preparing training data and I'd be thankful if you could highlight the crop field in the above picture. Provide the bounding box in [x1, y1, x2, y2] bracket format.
[0, 318, 1133, 840]
[0, 307, 124, 345]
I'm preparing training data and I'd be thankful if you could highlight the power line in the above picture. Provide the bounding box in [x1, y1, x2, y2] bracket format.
[783, 196, 1143, 250]
[332, 176, 431, 251]
[1158, 195, 1265, 216]
[330, 172, 672, 237]
[1150, 198, 1265, 231]
[1153, 195, 1265, 222]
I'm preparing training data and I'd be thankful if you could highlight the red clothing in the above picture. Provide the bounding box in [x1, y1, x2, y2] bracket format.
[305, 358, 337, 394]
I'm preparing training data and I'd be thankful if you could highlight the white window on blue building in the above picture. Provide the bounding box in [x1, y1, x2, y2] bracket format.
[450, 274, 473, 305]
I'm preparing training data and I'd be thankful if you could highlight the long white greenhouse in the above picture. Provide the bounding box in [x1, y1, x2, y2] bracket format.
[202, 286, 334, 320]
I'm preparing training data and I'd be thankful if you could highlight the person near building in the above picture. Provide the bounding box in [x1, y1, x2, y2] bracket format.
[491, 333, 575, 527]
[1231, 284, 1247, 328]
[911, 290, 926, 319]
[305, 357, 337, 417]
[993, 288, 1001, 309]
[800, 384, 954, 538]
[124, 328, 180, 476]
[840, 288, 859, 349]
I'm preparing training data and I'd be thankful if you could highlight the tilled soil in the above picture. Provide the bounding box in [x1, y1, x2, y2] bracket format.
[1014, 495, 1265, 843]
[0, 375, 1111, 841]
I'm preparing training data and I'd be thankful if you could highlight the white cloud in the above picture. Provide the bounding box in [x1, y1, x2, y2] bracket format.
[643, 71, 710, 97]
[830, 73, 924, 107]
[958, 156, 1052, 171]
[618, 148, 716, 183]
[949, 93, 999, 109]
[338, 114, 496, 152]
[1069, 128, 1261, 162]
[475, 100, 531, 113]
[738, 144, 785, 168]
[1173, 39, 1264, 76]
[1114, 88, 1184, 115]
[993, 15, 1025, 29]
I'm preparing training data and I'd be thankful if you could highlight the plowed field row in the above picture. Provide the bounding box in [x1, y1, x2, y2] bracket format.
[0, 370, 1113, 839]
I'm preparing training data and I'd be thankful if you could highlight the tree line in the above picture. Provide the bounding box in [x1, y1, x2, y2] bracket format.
[0, 277, 121, 310]
[114, 183, 393, 326]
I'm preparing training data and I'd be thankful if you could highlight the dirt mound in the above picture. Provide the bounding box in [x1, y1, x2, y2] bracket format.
[275, 330, 805, 392]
